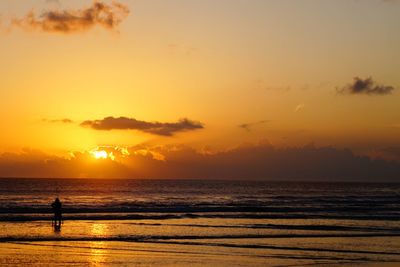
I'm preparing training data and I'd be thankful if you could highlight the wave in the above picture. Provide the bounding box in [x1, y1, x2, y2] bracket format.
[1, 202, 399, 214]
[2, 233, 400, 243]
[124, 222, 400, 233]
[152, 240, 400, 256]
[0, 212, 399, 222]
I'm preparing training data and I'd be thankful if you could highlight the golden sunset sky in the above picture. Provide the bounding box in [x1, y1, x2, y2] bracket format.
[0, 0, 399, 179]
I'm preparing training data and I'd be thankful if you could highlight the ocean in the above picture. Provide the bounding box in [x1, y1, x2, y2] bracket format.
[0, 178, 399, 266]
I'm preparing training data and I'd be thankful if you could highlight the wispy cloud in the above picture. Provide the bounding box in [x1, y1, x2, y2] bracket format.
[42, 118, 74, 124]
[337, 77, 396, 95]
[45, 0, 60, 4]
[167, 43, 198, 56]
[81, 116, 204, 136]
[239, 120, 268, 132]
[294, 103, 305, 113]
[11, 1, 130, 34]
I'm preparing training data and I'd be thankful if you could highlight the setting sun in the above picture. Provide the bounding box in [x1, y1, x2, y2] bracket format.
[91, 150, 108, 159]
[0, 1, 399, 266]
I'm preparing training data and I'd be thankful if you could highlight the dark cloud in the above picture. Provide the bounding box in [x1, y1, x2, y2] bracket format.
[118, 143, 400, 181]
[12, 1, 129, 34]
[337, 77, 395, 95]
[370, 147, 400, 163]
[80, 116, 204, 136]
[42, 118, 73, 123]
[239, 120, 268, 132]
[0, 144, 399, 181]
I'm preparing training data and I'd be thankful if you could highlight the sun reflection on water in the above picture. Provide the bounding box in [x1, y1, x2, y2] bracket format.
[91, 223, 108, 236]
[90, 223, 108, 265]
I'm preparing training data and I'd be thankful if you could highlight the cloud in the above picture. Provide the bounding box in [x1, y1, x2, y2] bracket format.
[0, 144, 399, 181]
[337, 77, 395, 95]
[294, 103, 305, 113]
[42, 118, 74, 123]
[45, 0, 60, 4]
[167, 43, 198, 56]
[11, 1, 130, 34]
[390, 123, 400, 129]
[370, 147, 400, 163]
[80, 116, 204, 136]
[239, 120, 268, 132]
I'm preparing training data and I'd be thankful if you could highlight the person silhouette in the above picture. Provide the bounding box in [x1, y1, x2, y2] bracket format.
[51, 198, 62, 227]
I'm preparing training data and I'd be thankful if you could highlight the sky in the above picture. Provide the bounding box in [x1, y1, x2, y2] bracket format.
[0, 0, 399, 180]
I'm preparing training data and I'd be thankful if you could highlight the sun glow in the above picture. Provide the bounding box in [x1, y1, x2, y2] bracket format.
[91, 150, 108, 159]
[89, 146, 128, 161]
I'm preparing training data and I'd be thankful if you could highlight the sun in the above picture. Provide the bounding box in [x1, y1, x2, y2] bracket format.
[92, 150, 108, 159]
[90, 147, 120, 160]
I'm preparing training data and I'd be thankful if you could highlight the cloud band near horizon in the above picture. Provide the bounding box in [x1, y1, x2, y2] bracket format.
[0, 144, 399, 181]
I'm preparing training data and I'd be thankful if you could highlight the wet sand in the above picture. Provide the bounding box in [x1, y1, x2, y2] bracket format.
[2, 239, 400, 267]
[1, 219, 400, 266]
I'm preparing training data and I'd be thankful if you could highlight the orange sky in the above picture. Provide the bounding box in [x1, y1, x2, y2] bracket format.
[0, 0, 399, 179]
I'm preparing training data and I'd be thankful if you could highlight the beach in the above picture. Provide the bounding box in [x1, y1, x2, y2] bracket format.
[0, 179, 399, 266]
[1, 219, 400, 266]
[2, 0, 400, 265]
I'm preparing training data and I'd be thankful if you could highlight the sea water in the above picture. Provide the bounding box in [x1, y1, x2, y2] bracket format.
[0, 178, 399, 266]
